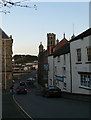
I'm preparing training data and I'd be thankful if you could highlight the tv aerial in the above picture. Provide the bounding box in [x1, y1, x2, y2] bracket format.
[0, 0, 37, 14]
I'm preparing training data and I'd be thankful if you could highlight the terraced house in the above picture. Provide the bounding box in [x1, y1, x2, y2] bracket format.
[48, 28, 91, 95]
[70, 28, 91, 94]
[0, 28, 13, 89]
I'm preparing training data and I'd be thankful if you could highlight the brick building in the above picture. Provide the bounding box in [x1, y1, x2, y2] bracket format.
[0, 28, 13, 89]
[38, 33, 56, 87]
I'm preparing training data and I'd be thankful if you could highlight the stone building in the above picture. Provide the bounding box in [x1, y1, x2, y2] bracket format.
[38, 33, 56, 87]
[38, 42, 48, 87]
[0, 28, 13, 89]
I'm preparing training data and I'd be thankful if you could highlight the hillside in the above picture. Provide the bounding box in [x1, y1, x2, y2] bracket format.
[13, 55, 38, 64]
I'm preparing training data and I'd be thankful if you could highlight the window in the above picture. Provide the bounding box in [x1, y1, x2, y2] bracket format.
[64, 54, 66, 65]
[62, 67, 66, 75]
[77, 49, 81, 61]
[51, 37, 53, 40]
[63, 82, 66, 89]
[55, 66, 57, 74]
[51, 41, 52, 45]
[50, 79, 52, 85]
[80, 74, 91, 88]
[87, 47, 91, 61]
[57, 56, 60, 62]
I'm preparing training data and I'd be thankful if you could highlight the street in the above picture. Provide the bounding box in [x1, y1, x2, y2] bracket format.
[14, 76, 90, 120]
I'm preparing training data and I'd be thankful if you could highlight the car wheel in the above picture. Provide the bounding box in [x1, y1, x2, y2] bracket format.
[45, 93, 50, 97]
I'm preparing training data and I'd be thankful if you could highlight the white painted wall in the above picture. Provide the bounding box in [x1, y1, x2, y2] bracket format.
[54, 53, 71, 92]
[70, 35, 91, 94]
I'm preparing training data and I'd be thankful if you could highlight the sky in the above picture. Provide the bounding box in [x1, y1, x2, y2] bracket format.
[0, 1, 90, 56]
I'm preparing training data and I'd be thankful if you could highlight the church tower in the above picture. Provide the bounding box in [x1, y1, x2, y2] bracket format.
[47, 33, 56, 55]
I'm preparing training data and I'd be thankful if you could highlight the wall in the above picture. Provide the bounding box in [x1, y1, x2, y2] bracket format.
[70, 35, 91, 94]
[54, 53, 71, 92]
[2, 39, 13, 89]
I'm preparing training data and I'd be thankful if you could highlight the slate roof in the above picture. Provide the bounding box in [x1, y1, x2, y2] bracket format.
[0, 28, 10, 39]
[70, 28, 91, 42]
[53, 42, 70, 57]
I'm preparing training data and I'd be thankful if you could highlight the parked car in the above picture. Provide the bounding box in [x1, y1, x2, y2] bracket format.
[20, 81, 27, 86]
[16, 86, 28, 94]
[42, 86, 61, 97]
[27, 77, 35, 82]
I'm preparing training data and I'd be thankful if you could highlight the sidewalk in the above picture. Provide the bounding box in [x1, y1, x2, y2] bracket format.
[2, 90, 31, 120]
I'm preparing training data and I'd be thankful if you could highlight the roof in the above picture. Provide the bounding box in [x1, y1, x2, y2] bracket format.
[70, 28, 91, 42]
[53, 42, 70, 57]
[0, 28, 10, 39]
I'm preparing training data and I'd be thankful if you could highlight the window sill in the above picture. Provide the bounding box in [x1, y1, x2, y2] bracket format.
[79, 86, 91, 90]
[85, 61, 91, 64]
[76, 62, 82, 64]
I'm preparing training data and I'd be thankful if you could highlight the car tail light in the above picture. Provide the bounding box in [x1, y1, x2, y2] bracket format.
[48, 91, 53, 93]
[16, 89, 19, 91]
[25, 89, 27, 91]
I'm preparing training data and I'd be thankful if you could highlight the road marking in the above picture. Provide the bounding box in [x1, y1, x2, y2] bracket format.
[13, 95, 33, 120]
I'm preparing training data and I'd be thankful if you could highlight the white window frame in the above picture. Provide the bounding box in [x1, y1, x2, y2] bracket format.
[80, 73, 91, 88]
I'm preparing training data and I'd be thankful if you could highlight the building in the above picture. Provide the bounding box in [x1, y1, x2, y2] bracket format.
[53, 42, 71, 92]
[38, 33, 56, 87]
[53, 33, 68, 52]
[0, 28, 13, 89]
[38, 42, 48, 87]
[47, 33, 56, 55]
[48, 34, 71, 92]
[70, 28, 91, 94]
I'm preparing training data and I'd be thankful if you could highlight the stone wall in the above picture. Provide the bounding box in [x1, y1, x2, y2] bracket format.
[2, 39, 13, 89]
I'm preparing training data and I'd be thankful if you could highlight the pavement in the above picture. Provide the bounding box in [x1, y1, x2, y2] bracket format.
[2, 89, 31, 120]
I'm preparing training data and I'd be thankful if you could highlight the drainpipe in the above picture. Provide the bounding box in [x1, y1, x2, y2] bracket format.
[53, 56, 55, 86]
[69, 43, 72, 93]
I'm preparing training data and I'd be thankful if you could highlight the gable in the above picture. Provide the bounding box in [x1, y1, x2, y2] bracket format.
[0, 28, 10, 39]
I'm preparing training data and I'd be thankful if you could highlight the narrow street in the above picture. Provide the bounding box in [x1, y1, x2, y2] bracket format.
[14, 77, 90, 120]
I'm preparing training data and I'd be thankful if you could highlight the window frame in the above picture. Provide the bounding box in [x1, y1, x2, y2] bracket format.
[87, 47, 91, 61]
[76, 48, 81, 62]
[79, 73, 91, 89]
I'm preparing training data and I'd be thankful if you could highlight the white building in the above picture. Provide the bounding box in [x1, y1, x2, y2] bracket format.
[53, 43, 71, 92]
[70, 28, 91, 95]
[48, 42, 71, 92]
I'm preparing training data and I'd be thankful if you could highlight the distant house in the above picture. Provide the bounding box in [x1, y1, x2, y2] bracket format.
[0, 28, 13, 89]
[70, 28, 91, 94]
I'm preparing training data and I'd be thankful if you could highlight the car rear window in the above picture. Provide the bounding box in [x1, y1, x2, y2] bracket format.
[48, 86, 59, 89]
[18, 86, 27, 89]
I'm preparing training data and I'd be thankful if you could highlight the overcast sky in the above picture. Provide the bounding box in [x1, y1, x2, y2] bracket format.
[0, 1, 90, 56]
